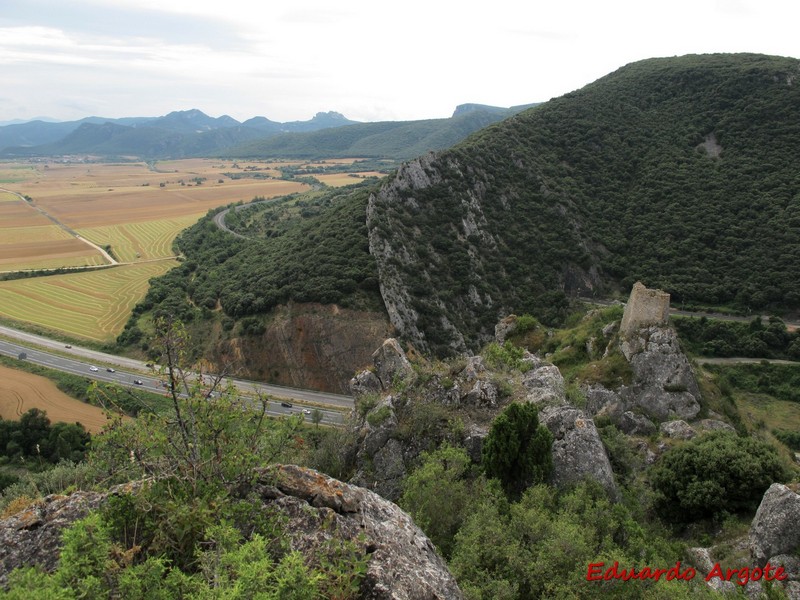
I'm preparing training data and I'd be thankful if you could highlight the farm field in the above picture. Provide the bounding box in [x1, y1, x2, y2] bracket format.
[75, 214, 201, 262]
[0, 159, 310, 271]
[0, 261, 177, 342]
[315, 171, 384, 187]
[0, 364, 109, 433]
[0, 158, 382, 342]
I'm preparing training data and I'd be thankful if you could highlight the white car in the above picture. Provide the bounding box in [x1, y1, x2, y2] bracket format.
[302, 409, 311, 415]
[89, 365, 99, 372]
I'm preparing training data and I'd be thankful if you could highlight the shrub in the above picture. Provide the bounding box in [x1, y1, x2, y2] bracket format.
[482, 341, 531, 372]
[482, 403, 553, 499]
[651, 431, 790, 523]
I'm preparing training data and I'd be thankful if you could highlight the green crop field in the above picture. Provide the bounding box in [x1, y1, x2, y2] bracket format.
[0, 260, 177, 341]
[77, 214, 202, 262]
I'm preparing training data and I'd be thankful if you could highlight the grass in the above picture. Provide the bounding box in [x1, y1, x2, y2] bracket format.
[0, 261, 177, 341]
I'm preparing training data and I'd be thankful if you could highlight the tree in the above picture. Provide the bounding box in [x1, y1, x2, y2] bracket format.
[91, 316, 304, 493]
[400, 444, 486, 558]
[88, 317, 306, 569]
[482, 402, 553, 499]
[651, 431, 790, 523]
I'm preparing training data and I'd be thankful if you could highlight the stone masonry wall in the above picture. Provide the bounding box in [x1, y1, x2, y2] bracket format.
[620, 282, 670, 336]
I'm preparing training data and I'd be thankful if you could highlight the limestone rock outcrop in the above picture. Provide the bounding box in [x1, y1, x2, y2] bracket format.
[540, 405, 618, 500]
[659, 419, 697, 440]
[350, 396, 408, 500]
[749, 483, 800, 567]
[0, 489, 108, 587]
[371, 338, 414, 390]
[522, 358, 566, 406]
[0, 467, 464, 599]
[619, 325, 702, 421]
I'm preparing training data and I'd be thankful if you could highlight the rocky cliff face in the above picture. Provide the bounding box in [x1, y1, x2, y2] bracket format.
[212, 303, 391, 394]
[366, 154, 470, 356]
[586, 324, 701, 431]
[366, 153, 600, 357]
[0, 466, 463, 599]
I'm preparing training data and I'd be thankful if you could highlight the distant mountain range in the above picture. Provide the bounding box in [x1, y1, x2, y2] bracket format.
[0, 104, 536, 160]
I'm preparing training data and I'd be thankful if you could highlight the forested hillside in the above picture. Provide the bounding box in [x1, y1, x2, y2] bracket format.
[368, 53, 800, 355]
[118, 184, 388, 389]
[228, 106, 530, 159]
[125, 53, 800, 363]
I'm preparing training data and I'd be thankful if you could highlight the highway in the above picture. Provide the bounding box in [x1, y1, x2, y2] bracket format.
[0, 326, 353, 426]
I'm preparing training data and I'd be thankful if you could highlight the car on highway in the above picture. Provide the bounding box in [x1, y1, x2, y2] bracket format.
[89, 366, 99, 372]
[134, 379, 143, 385]
[280, 402, 292, 408]
[303, 409, 311, 415]
[65, 344, 72, 349]
[106, 368, 115, 373]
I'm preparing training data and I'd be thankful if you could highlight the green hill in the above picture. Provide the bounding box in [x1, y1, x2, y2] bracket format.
[226, 106, 528, 159]
[368, 53, 800, 354]
[125, 53, 800, 360]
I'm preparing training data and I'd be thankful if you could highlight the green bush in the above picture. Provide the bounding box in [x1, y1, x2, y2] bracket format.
[482, 403, 553, 499]
[651, 431, 789, 523]
[482, 341, 531, 372]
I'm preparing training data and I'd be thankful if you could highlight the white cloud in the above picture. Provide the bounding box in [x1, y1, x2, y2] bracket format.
[1, 0, 798, 123]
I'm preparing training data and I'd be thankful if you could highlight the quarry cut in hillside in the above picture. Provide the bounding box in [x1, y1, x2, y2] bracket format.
[208, 303, 392, 394]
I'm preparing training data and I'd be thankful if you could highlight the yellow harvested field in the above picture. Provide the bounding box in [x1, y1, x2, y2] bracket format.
[316, 172, 385, 187]
[0, 364, 109, 433]
[1, 224, 73, 245]
[77, 214, 201, 262]
[0, 261, 177, 341]
[0, 199, 103, 270]
[0, 158, 382, 340]
[0, 239, 106, 271]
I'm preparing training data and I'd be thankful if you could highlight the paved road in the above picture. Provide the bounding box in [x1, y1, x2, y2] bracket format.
[0, 325, 354, 418]
[579, 296, 800, 331]
[0, 337, 346, 426]
[212, 198, 279, 239]
[696, 357, 800, 366]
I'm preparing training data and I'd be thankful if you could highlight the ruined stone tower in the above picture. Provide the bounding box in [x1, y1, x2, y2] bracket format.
[620, 282, 670, 336]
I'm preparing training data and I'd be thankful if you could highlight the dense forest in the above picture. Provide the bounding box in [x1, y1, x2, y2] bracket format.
[367, 53, 800, 354]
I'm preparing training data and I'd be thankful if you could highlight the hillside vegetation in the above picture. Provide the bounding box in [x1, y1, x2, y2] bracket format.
[228, 107, 530, 160]
[368, 53, 800, 355]
[118, 183, 384, 363]
[1, 106, 525, 161]
[123, 54, 800, 365]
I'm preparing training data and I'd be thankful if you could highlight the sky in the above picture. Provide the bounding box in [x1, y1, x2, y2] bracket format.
[1, 0, 798, 124]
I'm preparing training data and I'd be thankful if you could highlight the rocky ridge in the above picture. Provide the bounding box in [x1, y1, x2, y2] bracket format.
[0, 466, 463, 599]
[349, 337, 618, 502]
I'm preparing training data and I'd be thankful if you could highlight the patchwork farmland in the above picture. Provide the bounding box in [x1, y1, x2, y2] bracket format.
[0, 261, 177, 341]
[0, 158, 378, 342]
[0, 158, 380, 342]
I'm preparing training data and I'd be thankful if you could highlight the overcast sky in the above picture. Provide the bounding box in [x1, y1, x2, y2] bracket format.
[1, 0, 798, 124]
